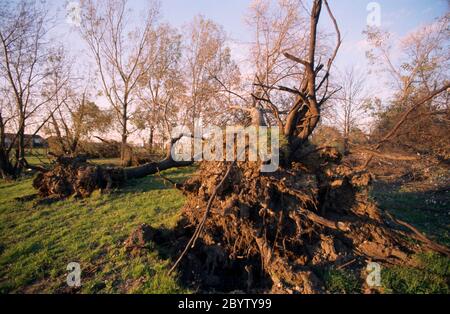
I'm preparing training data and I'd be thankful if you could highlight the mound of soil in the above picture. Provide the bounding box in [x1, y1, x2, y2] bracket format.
[141, 147, 449, 293]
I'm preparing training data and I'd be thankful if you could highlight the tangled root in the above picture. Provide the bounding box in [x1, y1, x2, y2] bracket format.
[155, 147, 448, 293]
[32, 156, 125, 198]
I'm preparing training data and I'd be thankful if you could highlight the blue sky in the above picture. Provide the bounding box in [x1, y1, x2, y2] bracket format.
[52, 0, 448, 71]
[158, 0, 447, 39]
[157, 0, 447, 68]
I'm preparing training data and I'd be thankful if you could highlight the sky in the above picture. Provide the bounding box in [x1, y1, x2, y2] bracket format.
[52, 0, 448, 85]
[160, 0, 448, 69]
[42, 0, 450, 141]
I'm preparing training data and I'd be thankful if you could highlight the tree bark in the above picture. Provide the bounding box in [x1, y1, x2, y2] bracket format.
[148, 127, 154, 151]
[120, 103, 130, 167]
[124, 157, 193, 180]
[124, 133, 197, 179]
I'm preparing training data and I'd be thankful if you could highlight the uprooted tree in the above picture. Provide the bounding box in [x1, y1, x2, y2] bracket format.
[32, 133, 193, 198]
[126, 0, 449, 294]
[33, 0, 449, 293]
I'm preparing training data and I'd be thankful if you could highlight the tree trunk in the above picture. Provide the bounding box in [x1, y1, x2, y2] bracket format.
[120, 110, 130, 167]
[343, 124, 350, 155]
[69, 138, 79, 157]
[125, 136, 193, 179]
[124, 156, 192, 180]
[0, 152, 14, 179]
[0, 118, 12, 178]
[0, 112, 20, 178]
[148, 127, 154, 151]
[16, 115, 26, 173]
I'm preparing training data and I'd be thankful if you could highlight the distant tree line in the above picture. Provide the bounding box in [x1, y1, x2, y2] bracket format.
[1, 0, 448, 178]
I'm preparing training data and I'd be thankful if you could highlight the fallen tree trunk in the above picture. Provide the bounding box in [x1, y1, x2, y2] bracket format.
[124, 157, 193, 180]
[32, 151, 193, 199]
[352, 148, 420, 161]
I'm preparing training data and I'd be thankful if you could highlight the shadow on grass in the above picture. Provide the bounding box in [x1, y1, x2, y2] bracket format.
[370, 181, 450, 246]
[121, 166, 197, 193]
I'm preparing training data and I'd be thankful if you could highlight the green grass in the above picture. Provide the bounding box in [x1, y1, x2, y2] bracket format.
[370, 182, 450, 246]
[381, 252, 450, 294]
[0, 166, 195, 294]
[319, 253, 450, 294]
[320, 268, 361, 294]
[371, 182, 450, 294]
[90, 158, 122, 166]
[23, 148, 50, 166]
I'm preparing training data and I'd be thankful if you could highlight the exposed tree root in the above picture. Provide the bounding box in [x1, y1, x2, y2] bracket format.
[141, 147, 449, 293]
[32, 155, 192, 198]
[169, 162, 235, 274]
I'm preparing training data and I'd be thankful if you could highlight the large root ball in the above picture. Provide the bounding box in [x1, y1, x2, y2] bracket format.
[167, 148, 442, 293]
[32, 156, 125, 198]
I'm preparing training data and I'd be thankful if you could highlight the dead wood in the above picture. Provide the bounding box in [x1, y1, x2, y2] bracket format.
[352, 148, 420, 161]
[384, 211, 450, 257]
[362, 83, 450, 168]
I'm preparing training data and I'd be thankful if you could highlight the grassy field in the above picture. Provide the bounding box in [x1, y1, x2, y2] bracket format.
[0, 166, 195, 294]
[0, 155, 448, 293]
[370, 182, 450, 247]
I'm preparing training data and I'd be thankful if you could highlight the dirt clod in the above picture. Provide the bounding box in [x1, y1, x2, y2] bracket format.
[124, 223, 155, 255]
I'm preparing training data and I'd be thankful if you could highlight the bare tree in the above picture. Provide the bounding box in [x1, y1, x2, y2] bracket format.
[44, 74, 113, 156]
[330, 67, 368, 154]
[0, 1, 64, 177]
[40, 46, 72, 155]
[184, 15, 240, 130]
[135, 24, 185, 151]
[79, 0, 159, 166]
